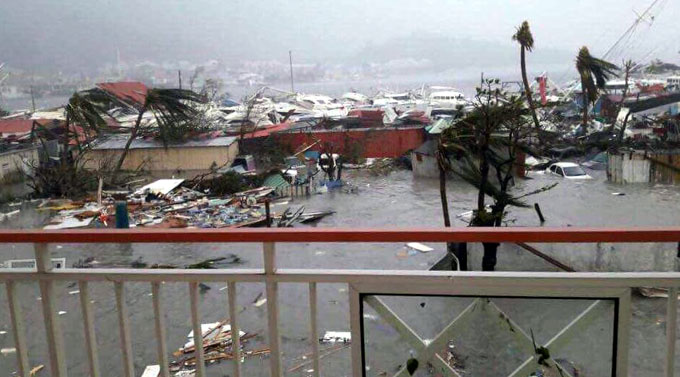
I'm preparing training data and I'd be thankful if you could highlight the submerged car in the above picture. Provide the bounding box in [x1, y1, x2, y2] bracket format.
[545, 162, 592, 179]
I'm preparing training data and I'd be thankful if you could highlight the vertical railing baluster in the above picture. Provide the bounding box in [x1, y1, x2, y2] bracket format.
[227, 281, 241, 377]
[666, 287, 678, 377]
[151, 282, 170, 377]
[309, 282, 320, 377]
[264, 242, 282, 377]
[114, 282, 134, 377]
[6, 281, 30, 377]
[616, 288, 631, 377]
[189, 282, 206, 377]
[349, 285, 363, 377]
[78, 281, 101, 377]
[35, 243, 67, 377]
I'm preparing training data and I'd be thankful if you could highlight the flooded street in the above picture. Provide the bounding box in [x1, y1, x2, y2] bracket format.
[0, 168, 679, 376]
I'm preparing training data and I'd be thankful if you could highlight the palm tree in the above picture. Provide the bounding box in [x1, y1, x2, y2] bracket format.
[439, 79, 555, 271]
[575, 46, 619, 126]
[112, 88, 205, 174]
[512, 21, 541, 133]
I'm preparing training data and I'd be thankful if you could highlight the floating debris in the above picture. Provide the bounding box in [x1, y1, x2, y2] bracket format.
[1, 347, 16, 355]
[170, 319, 269, 375]
[321, 331, 351, 343]
[140, 365, 160, 377]
[406, 242, 433, 253]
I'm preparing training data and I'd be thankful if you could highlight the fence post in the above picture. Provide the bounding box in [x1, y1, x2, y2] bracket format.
[264, 242, 282, 377]
[35, 243, 67, 377]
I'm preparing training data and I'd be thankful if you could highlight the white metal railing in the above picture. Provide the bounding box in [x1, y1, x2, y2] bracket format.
[0, 228, 679, 377]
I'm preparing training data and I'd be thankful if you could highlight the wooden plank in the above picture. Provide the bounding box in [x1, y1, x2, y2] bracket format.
[2, 227, 680, 244]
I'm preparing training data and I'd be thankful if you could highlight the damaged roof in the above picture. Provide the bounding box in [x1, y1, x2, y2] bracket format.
[96, 81, 148, 107]
[91, 134, 237, 150]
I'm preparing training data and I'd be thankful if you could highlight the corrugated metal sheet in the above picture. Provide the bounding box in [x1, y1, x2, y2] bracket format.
[91, 135, 238, 150]
[263, 174, 290, 190]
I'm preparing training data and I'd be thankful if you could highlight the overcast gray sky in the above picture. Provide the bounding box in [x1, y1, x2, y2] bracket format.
[1, 0, 677, 73]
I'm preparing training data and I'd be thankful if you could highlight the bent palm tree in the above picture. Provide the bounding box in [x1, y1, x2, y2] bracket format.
[113, 88, 205, 174]
[512, 21, 541, 133]
[575, 46, 619, 126]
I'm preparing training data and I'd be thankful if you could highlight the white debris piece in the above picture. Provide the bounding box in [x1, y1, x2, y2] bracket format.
[135, 179, 185, 196]
[1, 347, 16, 355]
[43, 216, 93, 230]
[406, 242, 433, 253]
[141, 364, 160, 377]
[186, 322, 221, 339]
[321, 331, 351, 343]
[58, 311, 67, 315]
[184, 323, 245, 349]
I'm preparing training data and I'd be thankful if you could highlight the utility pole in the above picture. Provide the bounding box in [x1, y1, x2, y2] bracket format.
[289, 50, 295, 93]
[178, 70, 182, 89]
[30, 86, 36, 112]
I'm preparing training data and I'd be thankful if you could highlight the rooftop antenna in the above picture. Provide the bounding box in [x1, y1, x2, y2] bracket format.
[116, 48, 122, 77]
[289, 50, 295, 93]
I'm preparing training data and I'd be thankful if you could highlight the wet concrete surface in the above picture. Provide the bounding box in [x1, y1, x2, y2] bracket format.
[0, 168, 679, 376]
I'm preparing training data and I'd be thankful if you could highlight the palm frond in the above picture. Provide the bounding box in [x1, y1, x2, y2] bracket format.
[512, 21, 534, 51]
[144, 88, 207, 145]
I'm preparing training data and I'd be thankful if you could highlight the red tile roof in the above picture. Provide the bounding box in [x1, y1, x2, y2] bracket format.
[0, 119, 35, 134]
[242, 122, 293, 139]
[96, 81, 148, 107]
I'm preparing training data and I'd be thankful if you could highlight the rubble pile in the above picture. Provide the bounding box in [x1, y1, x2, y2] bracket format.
[169, 320, 270, 375]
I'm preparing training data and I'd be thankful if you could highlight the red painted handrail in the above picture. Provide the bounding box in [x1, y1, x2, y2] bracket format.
[0, 227, 679, 243]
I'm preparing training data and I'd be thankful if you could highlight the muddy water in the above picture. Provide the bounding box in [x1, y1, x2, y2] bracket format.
[0, 168, 678, 376]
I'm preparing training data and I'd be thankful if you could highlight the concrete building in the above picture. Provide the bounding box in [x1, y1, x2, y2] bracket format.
[85, 135, 239, 178]
[0, 145, 38, 180]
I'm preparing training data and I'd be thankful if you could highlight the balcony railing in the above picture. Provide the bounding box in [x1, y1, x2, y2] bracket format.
[0, 227, 679, 377]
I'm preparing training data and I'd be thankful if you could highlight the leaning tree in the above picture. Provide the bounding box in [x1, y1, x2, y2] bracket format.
[438, 79, 555, 271]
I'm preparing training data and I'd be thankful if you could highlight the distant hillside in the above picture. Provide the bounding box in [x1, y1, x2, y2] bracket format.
[350, 34, 573, 73]
[644, 59, 680, 74]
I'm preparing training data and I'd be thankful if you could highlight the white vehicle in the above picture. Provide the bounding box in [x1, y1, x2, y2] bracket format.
[545, 162, 592, 180]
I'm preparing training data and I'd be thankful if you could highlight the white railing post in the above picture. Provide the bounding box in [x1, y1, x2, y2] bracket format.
[151, 282, 170, 377]
[78, 281, 101, 377]
[309, 282, 320, 377]
[115, 282, 134, 377]
[349, 285, 363, 377]
[189, 282, 206, 377]
[6, 281, 30, 377]
[264, 242, 282, 377]
[666, 287, 678, 377]
[35, 243, 67, 377]
[616, 289, 631, 377]
[227, 281, 242, 377]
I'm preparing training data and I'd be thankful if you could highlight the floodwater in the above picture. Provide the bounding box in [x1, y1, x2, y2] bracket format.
[0, 167, 679, 376]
